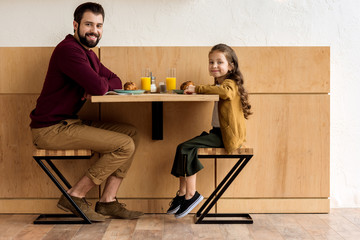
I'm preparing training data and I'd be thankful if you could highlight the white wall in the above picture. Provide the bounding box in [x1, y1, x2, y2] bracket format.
[1, 0, 360, 208]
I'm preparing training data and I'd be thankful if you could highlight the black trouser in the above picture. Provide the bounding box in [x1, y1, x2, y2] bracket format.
[171, 128, 224, 177]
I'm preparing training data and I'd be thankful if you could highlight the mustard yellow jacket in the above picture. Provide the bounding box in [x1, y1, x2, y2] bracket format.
[196, 79, 246, 152]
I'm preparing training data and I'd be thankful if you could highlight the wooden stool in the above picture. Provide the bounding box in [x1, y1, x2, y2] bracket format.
[195, 147, 254, 224]
[33, 149, 93, 224]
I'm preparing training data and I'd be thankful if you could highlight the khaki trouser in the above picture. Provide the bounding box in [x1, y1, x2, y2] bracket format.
[31, 119, 139, 185]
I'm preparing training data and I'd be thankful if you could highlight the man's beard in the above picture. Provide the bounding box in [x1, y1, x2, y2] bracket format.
[78, 25, 100, 48]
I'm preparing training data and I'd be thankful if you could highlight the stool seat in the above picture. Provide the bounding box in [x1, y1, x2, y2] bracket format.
[33, 149, 92, 157]
[32, 148, 93, 224]
[197, 147, 253, 155]
[195, 147, 254, 224]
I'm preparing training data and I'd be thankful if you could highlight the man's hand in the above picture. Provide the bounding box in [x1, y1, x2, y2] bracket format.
[81, 92, 92, 101]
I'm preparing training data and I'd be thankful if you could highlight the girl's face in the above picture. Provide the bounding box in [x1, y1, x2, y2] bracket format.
[208, 50, 233, 83]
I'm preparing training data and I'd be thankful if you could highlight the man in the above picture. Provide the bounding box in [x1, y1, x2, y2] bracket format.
[30, 2, 143, 222]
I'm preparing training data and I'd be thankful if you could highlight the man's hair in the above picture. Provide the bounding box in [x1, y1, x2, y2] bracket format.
[74, 2, 105, 24]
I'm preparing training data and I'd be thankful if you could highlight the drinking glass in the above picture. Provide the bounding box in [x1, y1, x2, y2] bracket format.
[159, 82, 167, 93]
[141, 68, 151, 91]
[166, 68, 176, 92]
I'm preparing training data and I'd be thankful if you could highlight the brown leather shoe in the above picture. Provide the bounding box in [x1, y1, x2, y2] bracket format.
[57, 194, 106, 222]
[95, 198, 144, 219]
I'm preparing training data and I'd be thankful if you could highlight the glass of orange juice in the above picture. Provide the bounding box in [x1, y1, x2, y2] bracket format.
[166, 68, 176, 93]
[141, 68, 151, 91]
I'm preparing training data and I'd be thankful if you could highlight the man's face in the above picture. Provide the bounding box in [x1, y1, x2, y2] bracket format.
[74, 11, 103, 48]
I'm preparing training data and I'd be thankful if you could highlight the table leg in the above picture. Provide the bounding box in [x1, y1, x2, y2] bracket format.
[152, 102, 163, 140]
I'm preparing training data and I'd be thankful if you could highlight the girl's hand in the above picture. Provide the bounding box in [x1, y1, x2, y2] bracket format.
[184, 85, 195, 94]
[81, 92, 92, 101]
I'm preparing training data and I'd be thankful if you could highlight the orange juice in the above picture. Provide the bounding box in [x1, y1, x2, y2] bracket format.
[166, 77, 176, 92]
[141, 77, 151, 91]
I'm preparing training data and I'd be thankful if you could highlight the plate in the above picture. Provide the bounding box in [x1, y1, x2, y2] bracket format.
[113, 89, 145, 94]
[173, 89, 184, 94]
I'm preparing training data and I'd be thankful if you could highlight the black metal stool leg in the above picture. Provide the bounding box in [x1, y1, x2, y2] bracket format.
[45, 159, 72, 189]
[195, 155, 253, 224]
[33, 157, 91, 224]
[197, 156, 245, 217]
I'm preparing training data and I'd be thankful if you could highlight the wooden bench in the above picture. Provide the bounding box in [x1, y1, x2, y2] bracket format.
[32, 149, 93, 224]
[195, 147, 254, 224]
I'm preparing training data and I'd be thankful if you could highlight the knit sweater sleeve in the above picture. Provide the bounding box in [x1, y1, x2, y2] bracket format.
[56, 43, 112, 95]
[98, 61, 122, 90]
[195, 79, 238, 100]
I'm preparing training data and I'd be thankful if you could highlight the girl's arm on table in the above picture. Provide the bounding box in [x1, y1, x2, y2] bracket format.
[195, 79, 238, 100]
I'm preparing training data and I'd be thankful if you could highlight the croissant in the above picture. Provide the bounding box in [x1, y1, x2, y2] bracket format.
[124, 82, 138, 90]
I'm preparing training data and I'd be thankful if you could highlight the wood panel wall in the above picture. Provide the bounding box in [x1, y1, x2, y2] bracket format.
[0, 47, 100, 202]
[0, 46, 329, 214]
[100, 47, 329, 93]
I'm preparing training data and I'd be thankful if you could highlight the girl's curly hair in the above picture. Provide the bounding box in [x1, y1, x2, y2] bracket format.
[209, 44, 252, 119]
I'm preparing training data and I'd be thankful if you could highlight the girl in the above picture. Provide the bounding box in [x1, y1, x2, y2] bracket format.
[167, 44, 252, 219]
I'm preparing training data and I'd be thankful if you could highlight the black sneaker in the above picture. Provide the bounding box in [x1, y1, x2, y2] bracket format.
[175, 191, 203, 219]
[167, 193, 185, 214]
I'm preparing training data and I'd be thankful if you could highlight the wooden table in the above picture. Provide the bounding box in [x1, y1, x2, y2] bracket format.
[91, 93, 219, 140]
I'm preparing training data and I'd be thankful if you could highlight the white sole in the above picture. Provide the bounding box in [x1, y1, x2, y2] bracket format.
[175, 195, 204, 219]
[166, 205, 181, 214]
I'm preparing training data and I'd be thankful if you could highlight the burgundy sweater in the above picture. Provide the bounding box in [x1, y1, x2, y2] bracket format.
[30, 35, 122, 128]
